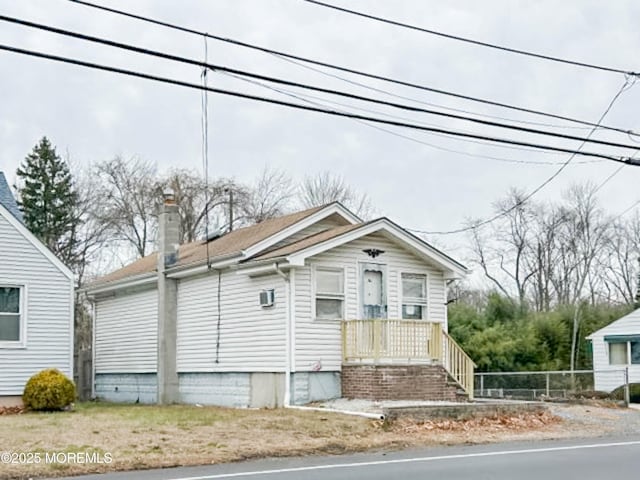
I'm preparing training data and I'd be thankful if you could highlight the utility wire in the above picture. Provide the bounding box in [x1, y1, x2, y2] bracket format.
[3, 14, 638, 152]
[67, 0, 639, 137]
[224, 69, 600, 167]
[271, 50, 593, 131]
[1, 43, 633, 164]
[411, 78, 635, 235]
[303, 0, 640, 77]
[613, 199, 640, 221]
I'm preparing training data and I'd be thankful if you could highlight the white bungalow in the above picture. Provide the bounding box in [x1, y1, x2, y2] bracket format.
[587, 308, 640, 392]
[85, 196, 473, 407]
[0, 171, 74, 405]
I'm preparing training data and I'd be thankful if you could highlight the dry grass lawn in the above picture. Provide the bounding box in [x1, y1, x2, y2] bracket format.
[0, 402, 587, 479]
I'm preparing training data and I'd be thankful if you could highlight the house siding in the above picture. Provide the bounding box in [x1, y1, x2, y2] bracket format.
[590, 309, 640, 392]
[293, 233, 446, 372]
[0, 212, 73, 396]
[94, 288, 158, 373]
[176, 271, 287, 372]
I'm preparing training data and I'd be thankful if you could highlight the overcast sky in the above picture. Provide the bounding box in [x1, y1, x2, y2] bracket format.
[1, 0, 639, 264]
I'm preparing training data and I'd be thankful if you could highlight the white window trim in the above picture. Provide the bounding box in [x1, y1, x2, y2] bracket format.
[0, 283, 27, 349]
[312, 265, 346, 321]
[608, 340, 640, 366]
[398, 270, 429, 320]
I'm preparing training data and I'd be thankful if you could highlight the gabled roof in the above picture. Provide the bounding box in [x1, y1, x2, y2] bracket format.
[87, 202, 468, 291]
[0, 171, 23, 223]
[88, 203, 356, 288]
[586, 308, 640, 340]
[250, 217, 468, 278]
[0, 199, 74, 281]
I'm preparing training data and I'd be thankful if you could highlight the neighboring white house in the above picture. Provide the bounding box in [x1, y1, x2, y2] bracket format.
[85, 197, 472, 407]
[0, 171, 74, 405]
[587, 308, 640, 392]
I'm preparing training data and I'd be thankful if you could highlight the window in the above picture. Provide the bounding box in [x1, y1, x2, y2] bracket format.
[608, 338, 640, 365]
[609, 342, 628, 365]
[315, 268, 344, 320]
[401, 273, 427, 320]
[0, 286, 22, 343]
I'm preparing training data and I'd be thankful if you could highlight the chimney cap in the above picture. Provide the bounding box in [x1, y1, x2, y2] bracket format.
[163, 187, 176, 205]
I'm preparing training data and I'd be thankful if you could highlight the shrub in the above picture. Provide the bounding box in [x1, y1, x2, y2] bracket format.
[610, 383, 640, 404]
[22, 369, 76, 411]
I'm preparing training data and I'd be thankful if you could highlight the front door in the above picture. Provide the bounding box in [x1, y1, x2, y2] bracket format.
[361, 263, 387, 319]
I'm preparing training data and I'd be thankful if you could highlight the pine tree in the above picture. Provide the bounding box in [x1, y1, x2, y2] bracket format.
[16, 137, 79, 267]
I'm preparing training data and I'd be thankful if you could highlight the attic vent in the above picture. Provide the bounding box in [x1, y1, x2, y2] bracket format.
[259, 289, 275, 307]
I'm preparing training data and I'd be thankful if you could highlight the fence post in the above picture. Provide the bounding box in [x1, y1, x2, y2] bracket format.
[546, 372, 550, 397]
[480, 374, 484, 397]
[624, 367, 630, 407]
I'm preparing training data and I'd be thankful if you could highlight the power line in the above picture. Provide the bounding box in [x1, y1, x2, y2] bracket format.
[2, 42, 633, 164]
[410, 78, 635, 235]
[67, 0, 639, 137]
[4, 14, 639, 152]
[303, 0, 640, 77]
[224, 69, 600, 167]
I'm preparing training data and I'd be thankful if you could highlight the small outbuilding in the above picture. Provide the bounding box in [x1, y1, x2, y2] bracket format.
[587, 308, 640, 392]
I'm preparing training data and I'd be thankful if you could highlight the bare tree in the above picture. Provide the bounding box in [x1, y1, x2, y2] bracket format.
[298, 171, 374, 219]
[239, 166, 295, 224]
[93, 156, 159, 259]
[468, 189, 536, 311]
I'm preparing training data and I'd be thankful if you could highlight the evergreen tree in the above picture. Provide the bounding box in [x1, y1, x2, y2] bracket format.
[16, 137, 79, 267]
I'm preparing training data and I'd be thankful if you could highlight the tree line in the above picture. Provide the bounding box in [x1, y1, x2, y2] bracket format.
[450, 185, 640, 372]
[13, 137, 374, 285]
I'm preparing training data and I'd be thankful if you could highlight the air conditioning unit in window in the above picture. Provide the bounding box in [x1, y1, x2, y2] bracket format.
[259, 289, 275, 307]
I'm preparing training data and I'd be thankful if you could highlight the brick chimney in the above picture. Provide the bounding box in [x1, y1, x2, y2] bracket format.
[157, 189, 179, 404]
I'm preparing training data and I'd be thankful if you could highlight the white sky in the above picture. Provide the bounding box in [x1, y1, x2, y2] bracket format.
[1, 0, 639, 267]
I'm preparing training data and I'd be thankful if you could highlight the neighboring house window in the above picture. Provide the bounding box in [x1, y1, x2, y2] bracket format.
[608, 338, 640, 365]
[401, 273, 427, 320]
[609, 342, 628, 365]
[0, 286, 21, 343]
[315, 268, 344, 320]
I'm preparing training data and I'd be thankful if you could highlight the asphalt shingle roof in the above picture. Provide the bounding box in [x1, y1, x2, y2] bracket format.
[0, 172, 23, 223]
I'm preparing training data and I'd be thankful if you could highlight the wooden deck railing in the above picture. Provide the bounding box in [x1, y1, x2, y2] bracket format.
[443, 331, 475, 399]
[342, 319, 475, 398]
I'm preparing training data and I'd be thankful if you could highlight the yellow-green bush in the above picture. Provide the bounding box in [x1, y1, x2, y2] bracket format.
[22, 369, 76, 411]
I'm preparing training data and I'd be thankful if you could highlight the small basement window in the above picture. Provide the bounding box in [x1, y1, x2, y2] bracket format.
[315, 267, 344, 320]
[0, 286, 22, 344]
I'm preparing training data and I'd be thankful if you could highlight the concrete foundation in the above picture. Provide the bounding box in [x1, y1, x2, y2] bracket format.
[95, 373, 158, 404]
[0, 396, 23, 407]
[292, 372, 341, 405]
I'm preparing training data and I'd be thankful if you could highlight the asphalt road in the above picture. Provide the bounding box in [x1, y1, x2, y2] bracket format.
[57, 436, 640, 480]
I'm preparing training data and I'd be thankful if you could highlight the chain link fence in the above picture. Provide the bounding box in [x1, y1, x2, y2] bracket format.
[474, 369, 630, 402]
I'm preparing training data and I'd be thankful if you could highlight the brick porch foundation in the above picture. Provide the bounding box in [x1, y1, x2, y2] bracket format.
[341, 364, 464, 401]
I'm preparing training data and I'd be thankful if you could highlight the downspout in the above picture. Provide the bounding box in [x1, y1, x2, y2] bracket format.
[89, 295, 96, 400]
[274, 263, 291, 406]
[272, 263, 384, 420]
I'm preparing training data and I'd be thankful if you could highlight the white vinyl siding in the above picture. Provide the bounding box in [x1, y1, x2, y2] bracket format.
[94, 288, 158, 373]
[294, 233, 446, 372]
[0, 211, 73, 395]
[590, 308, 640, 392]
[177, 271, 286, 372]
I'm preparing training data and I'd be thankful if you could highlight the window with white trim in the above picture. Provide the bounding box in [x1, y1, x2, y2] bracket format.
[401, 273, 427, 320]
[608, 338, 640, 365]
[0, 286, 22, 343]
[315, 268, 344, 320]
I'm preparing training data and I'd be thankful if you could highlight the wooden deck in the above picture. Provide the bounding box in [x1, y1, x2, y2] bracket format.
[342, 319, 475, 398]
